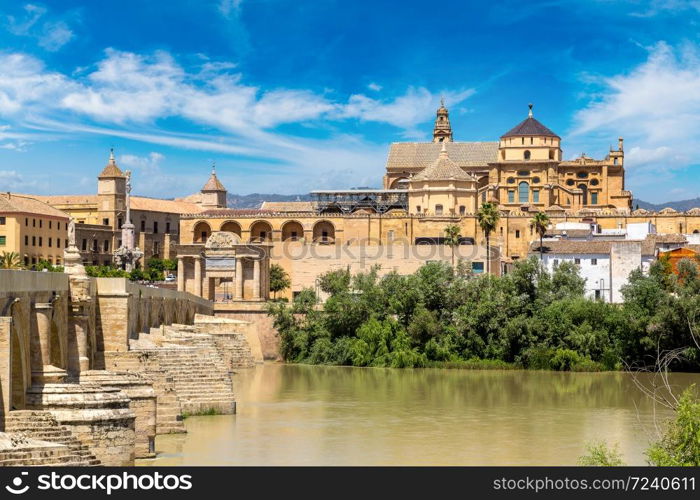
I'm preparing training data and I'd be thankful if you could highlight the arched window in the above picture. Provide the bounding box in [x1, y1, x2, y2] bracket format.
[518, 182, 529, 203]
[459, 205, 466, 215]
[524, 150, 531, 160]
[549, 149, 555, 160]
[435, 204, 443, 215]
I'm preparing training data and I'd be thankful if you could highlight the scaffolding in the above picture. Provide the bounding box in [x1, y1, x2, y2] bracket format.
[310, 189, 408, 214]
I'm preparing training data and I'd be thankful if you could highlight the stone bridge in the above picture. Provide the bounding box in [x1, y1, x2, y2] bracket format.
[0, 269, 255, 466]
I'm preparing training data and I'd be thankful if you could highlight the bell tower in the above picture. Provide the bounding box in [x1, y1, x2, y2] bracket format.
[432, 98, 453, 143]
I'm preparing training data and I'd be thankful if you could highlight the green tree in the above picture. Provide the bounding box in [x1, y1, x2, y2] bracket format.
[646, 386, 700, 466]
[530, 211, 550, 261]
[0, 251, 22, 269]
[476, 202, 500, 275]
[269, 263, 291, 299]
[578, 441, 625, 466]
[443, 224, 461, 268]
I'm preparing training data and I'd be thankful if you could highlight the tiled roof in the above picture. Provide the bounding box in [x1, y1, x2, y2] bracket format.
[202, 172, 226, 191]
[530, 240, 613, 255]
[412, 144, 476, 181]
[130, 196, 202, 214]
[385, 142, 498, 171]
[546, 229, 592, 238]
[0, 193, 69, 218]
[659, 207, 677, 214]
[649, 233, 687, 244]
[501, 117, 559, 138]
[260, 201, 314, 212]
[33, 194, 202, 214]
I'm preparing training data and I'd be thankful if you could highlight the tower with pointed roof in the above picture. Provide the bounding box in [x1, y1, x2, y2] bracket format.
[199, 165, 228, 210]
[432, 98, 453, 143]
[97, 148, 127, 228]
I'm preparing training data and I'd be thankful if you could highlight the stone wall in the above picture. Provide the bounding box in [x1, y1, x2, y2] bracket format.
[214, 302, 278, 360]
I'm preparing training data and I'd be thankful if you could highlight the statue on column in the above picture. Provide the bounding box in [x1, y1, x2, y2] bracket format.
[114, 170, 144, 272]
[63, 217, 86, 276]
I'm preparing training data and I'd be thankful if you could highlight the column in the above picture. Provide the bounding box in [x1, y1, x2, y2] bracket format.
[177, 256, 185, 292]
[235, 257, 244, 299]
[30, 302, 52, 382]
[67, 305, 90, 376]
[194, 256, 202, 297]
[253, 258, 261, 300]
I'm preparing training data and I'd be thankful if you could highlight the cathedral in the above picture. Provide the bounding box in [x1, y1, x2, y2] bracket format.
[385, 102, 631, 216]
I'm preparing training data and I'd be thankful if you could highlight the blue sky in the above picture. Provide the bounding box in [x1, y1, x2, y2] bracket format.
[0, 0, 700, 202]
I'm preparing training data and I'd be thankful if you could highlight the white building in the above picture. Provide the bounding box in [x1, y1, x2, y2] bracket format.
[531, 240, 655, 303]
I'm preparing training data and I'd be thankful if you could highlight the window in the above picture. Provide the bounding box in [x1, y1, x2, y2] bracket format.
[530, 137, 533, 145]
[533, 190, 540, 203]
[118, 218, 122, 228]
[416, 205, 421, 213]
[574, 258, 581, 265]
[590, 179, 599, 186]
[595, 290, 601, 300]
[576, 172, 588, 179]
[32, 236, 36, 246]
[613, 158, 618, 165]
[200, 232, 207, 242]
[24, 235, 29, 245]
[103, 240, 109, 252]
[591, 258, 597, 265]
[65, 239, 68, 248]
[103, 218, 110, 226]
[481, 192, 486, 203]
[39, 220, 42, 228]
[92, 240, 98, 252]
[33, 219, 36, 227]
[591, 192, 598, 205]
[518, 181, 529, 203]
[524, 150, 531, 160]
[515, 230, 521, 238]
[154, 221, 159, 234]
[166, 222, 171, 234]
[566, 179, 575, 186]
[57, 238, 61, 249]
[517, 170, 528, 176]
[259, 231, 267, 240]
[82, 239, 87, 251]
[532, 177, 540, 184]
[57, 222, 60, 230]
[549, 149, 555, 160]
[472, 262, 484, 274]
[435, 204, 443, 215]
[506, 177, 515, 184]
[508, 190, 515, 203]
[0, 236, 5, 246]
[140, 220, 146, 232]
[459, 205, 466, 216]
[48, 238, 52, 247]
[153, 241, 159, 255]
[1, 216, 8, 225]
[521, 137, 524, 145]
[49, 221, 52, 229]
[25, 218, 28, 226]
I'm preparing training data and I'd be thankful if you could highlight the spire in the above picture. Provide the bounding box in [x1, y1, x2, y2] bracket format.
[98, 147, 125, 178]
[432, 99, 453, 143]
[528, 103, 533, 118]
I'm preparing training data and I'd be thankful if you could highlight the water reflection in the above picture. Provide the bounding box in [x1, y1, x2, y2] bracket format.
[139, 364, 700, 466]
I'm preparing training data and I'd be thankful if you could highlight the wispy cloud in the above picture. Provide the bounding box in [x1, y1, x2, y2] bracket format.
[5, 4, 74, 51]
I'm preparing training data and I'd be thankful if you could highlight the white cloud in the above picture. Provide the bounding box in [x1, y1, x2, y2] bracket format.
[218, 0, 244, 17]
[0, 169, 37, 190]
[367, 82, 382, 92]
[5, 4, 74, 51]
[0, 48, 476, 196]
[572, 42, 700, 175]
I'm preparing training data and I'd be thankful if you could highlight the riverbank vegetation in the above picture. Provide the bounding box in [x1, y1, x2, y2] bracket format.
[267, 256, 700, 372]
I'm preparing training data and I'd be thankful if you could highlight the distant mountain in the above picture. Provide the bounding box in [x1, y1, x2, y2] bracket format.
[633, 198, 700, 212]
[226, 193, 312, 209]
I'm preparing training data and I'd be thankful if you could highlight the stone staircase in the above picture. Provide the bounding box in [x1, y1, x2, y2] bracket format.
[153, 345, 236, 415]
[3, 411, 100, 466]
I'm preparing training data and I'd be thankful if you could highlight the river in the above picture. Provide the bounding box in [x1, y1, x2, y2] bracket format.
[139, 364, 699, 466]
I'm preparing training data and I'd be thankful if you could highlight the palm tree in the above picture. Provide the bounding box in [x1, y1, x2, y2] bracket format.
[476, 202, 500, 275]
[443, 224, 461, 268]
[530, 211, 551, 261]
[0, 251, 22, 269]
